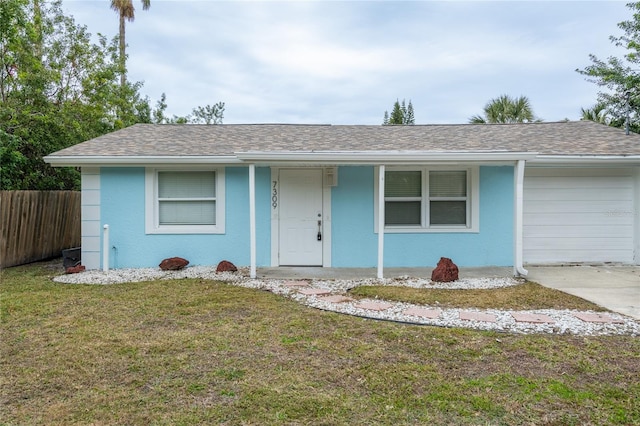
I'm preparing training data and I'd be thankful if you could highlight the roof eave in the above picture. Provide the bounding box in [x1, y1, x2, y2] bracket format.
[45, 151, 540, 167]
[531, 155, 640, 165]
[44, 155, 243, 167]
[234, 151, 539, 164]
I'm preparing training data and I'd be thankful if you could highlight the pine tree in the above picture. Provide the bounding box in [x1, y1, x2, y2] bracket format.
[405, 101, 415, 125]
[383, 99, 415, 125]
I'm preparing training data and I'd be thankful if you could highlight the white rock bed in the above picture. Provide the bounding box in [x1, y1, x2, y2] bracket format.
[53, 266, 640, 336]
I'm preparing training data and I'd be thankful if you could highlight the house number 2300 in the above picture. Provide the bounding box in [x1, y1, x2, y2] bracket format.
[272, 181, 278, 209]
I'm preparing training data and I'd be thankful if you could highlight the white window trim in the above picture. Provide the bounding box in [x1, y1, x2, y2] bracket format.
[145, 167, 225, 234]
[374, 166, 479, 233]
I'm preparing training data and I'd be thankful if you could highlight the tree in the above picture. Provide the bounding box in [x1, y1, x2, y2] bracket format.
[382, 99, 415, 125]
[405, 101, 415, 125]
[577, 2, 640, 132]
[469, 94, 540, 124]
[1, 0, 224, 190]
[0, 0, 152, 190]
[580, 103, 611, 125]
[151, 93, 225, 124]
[110, 0, 150, 88]
[152, 92, 168, 124]
[191, 102, 225, 124]
[389, 100, 404, 124]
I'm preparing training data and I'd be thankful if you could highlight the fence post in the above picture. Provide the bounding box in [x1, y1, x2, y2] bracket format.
[102, 224, 109, 272]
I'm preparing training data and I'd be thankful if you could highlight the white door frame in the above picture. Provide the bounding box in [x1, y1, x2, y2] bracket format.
[270, 167, 332, 267]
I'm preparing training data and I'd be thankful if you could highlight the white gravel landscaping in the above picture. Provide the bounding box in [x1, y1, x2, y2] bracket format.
[53, 266, 640, 336]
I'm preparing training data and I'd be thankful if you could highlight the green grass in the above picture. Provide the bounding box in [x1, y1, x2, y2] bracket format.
[349, 281, 606, 311]
[1, 261, 639, 425]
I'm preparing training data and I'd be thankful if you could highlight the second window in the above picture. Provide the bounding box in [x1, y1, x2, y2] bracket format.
[384, 168, 472, 229]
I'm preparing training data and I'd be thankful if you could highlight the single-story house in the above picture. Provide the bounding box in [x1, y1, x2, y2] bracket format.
[45, 121, 640, 278]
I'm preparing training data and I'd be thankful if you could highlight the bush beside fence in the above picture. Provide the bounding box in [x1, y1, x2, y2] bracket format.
[0, 191, 81, 268]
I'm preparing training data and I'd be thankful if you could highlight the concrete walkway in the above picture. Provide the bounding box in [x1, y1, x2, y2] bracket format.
[526, 265, 640, 320]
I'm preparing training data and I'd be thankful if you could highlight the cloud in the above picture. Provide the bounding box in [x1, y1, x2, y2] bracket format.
[63, 0, 630, 124]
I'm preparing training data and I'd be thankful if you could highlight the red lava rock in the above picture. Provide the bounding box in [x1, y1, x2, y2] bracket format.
[216, 260, 238, 273]
[65, 264, 86, 274]
[159, 257, 189, 271]
[431, 257, 459, 282]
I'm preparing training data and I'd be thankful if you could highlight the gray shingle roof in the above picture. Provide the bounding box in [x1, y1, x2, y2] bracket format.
[48, 121, 640, 158]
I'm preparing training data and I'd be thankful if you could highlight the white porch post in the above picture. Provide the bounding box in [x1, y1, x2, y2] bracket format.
[634, 167, 640, 265]
[249, 164, 257, 278]
[514, 160, 528, 277]
[377, 165, 385, 279]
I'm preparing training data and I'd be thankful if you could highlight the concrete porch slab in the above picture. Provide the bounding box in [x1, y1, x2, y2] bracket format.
[257, 266, 513, 280]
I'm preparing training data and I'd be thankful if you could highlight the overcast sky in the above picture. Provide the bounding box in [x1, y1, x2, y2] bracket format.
[61, 1, 629, 125]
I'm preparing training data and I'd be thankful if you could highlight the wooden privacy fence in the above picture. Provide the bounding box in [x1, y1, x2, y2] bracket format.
[0, 191, 81, 268]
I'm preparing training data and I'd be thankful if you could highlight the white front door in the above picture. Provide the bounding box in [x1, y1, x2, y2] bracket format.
[279, 169, 323, 266]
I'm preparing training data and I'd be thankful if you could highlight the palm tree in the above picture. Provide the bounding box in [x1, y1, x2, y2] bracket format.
[469, 94, 540, 124]
[110, 0, 150, 88]
[580, 103, 610, 124]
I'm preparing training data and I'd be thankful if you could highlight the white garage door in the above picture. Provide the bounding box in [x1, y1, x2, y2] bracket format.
[524, 167, 635, 264]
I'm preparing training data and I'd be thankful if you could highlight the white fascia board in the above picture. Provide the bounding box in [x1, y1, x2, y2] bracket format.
[531, 155, 640, 165]
[45, 151, 551, 167]
[44, 155, 242, 167]
[234, 151, 539, 164]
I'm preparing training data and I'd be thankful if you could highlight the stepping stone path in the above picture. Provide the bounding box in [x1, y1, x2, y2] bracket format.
[402, 307, 442, 319]
[285, 282, 637, 335]
[459, 311, 497, 323]
[573, 312, 624, 324]
[297, 288, 332, 296]
[354, 301, 393, 311]
[319, 295, 354, 303]
[511, 313, 555, 324]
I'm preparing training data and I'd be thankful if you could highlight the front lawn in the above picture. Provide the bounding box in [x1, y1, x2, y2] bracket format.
[1, 262, 638, 425]
[349, 281, 606, 311]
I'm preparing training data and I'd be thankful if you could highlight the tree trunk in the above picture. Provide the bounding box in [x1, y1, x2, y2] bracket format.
[119, 12, 126, 88]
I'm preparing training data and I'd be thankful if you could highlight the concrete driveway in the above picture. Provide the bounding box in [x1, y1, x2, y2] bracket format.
[526, 265, 640, 320]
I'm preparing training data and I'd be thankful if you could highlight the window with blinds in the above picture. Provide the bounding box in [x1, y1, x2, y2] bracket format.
[158, 171, 216, 225]
[385, 171, 422, 225]
[429, 170, 467, 226]
[383, 169, 469, 228]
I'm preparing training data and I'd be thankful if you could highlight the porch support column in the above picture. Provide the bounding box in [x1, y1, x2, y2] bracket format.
[377, 165, 385, 279]
[513, 160, 528, 277]
[249, 164, 257, 278]
[634, 167, 640, 265]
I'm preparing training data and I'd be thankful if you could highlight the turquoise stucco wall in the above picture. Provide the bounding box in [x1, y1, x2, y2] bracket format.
[331, 166, 514, 267]
[98, 165, 514, 269]
[100, 166, 271, 269]
[330, 166, 378, 265]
